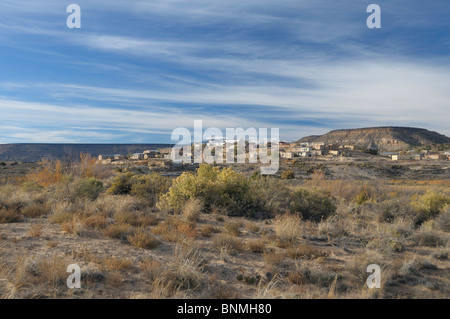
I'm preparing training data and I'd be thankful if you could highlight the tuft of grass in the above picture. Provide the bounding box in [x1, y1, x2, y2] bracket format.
[212, 234, 243, 252]
[152, 217, 197, 242]
[286, 244, 328, 260]
[224, 220, 243, 237]
[246, 238, 266, 253]
[245, 222, 260, 233]
[127, 229, 161, 249]
[0, 208, 21, 224]
[21, 202, 49, 218]
[151, 243, 206, 297]
[139, 258, 163, 282]
[263, 250, 285, 269]
[182, 198, 203, 222]
[414, 231, 445, 247]
[27, 224, 43, 237]
[274, 213, 302, 244]
[102, 224, 134, 240]
[200, 225, 218, 237]
[100, 256, 133, 271]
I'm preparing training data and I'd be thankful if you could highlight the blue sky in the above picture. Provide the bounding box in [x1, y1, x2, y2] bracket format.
[0, 0, 449, 143]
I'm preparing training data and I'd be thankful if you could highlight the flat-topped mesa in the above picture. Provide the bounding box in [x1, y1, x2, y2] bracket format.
[298, 127, 450, 152]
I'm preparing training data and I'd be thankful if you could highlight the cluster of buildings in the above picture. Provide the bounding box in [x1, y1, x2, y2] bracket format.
[98, 148, 173, 164]
[279, 141, 353, 159]
[389, 150, 450, 161]
[97, 142, 450, 165]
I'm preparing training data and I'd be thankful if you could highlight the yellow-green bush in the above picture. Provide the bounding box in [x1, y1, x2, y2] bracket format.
[157, 165, 260, 216]
[107, 172, 134, 195]
[130, 173, 171, 204]
[289, 188, 336, 222]
[411, 190, 450, 225]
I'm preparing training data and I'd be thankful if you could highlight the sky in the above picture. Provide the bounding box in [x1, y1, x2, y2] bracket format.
[0, 0, 449, 143]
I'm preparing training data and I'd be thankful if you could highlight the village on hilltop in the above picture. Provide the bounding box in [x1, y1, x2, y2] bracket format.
[96, 140, 450, 167]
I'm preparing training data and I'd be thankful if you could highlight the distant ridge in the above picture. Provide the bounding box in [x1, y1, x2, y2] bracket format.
[0, 144, 173, 162]
[298, 127, 450, 152]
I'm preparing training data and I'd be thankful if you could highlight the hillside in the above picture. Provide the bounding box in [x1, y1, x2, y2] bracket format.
[0, 144, 173, 162]
[298, 127, 450, 152]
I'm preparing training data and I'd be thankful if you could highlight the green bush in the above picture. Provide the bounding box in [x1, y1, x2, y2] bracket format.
[411, 190, 450, 225]
[157, 165, 260, 216]
[281, 170, 295, 180]
[289, 188, 336, 222]
[130, 173, 171, 204]
[74, 177, 103, 200]
[107, 172, 134, 195]
[355, 190, 374, 205]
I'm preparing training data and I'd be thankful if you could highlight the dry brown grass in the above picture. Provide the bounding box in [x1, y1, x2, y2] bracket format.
[152, 217, 197, 242]
[102, 223, 134, 240]
[212, 234, 243, 252]
[21, 202, 49, 218]
[263, 250, 285, 269]
[245, 221, 260, 233]
[182, 198, 203, 222]
[200, 225, 218, 237]
[0, 208, 21, 224]
[139, 258, 163, 282]
[127, 228, 161, 249]
[61, 217, 87, 236]
[151, 243, 206, 297]
[224, 220, 243, 237]
[274, 213, 302, 244]
[27, 224, 43, 237]
[286, 244, 328, 260]
[100, 256, 133, 271]
[246, 238, 266, 253]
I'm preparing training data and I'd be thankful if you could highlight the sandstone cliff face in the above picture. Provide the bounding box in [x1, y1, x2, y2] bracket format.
[298, 127, 450, 152]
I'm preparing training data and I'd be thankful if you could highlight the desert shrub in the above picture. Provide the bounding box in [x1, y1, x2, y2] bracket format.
[0, 208, 21, 223]
[435, 205, 450, 232]
[152, 244, 206, 296]
[286, 244, 328, 260]
[200, 225, 218, 237]
[246, 239, 266, 253]
[157, 165, 261, 216]
[249, 175, 289, 214]
[413, 231, 445, 247]
[224, 220, 243, 237]
[107, 172, 134, 195]
[102, 224, 134, 240]
[355, 189, 375, 205]
[21, 181, 43, 193]
[366, 226, 406, 253]
[274, 213, 302, 244]
[411, 190, 450, 226]
[212, 234, 243, 252]
[152, 217, 197, 241]
[21, 202, 49, 218]
[317, 217, 349, 239]
[101, 257, 133, 271]
[281, 170, 295, 180]
[289, 188, 336, 222]
[263, 250, 285, 269]
[74, 177, 103, 200]
[182, 198, 203, 222]
[27, 224, 43, 237]
[127, 228, 161, 249]
[130, 173, 171, 203]
[23, 160, 63, 187]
